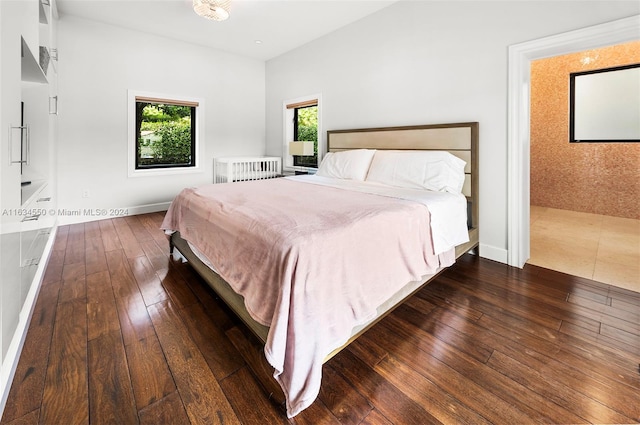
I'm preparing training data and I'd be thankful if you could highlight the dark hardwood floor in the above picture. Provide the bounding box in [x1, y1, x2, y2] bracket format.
[2, 212, 639, 424]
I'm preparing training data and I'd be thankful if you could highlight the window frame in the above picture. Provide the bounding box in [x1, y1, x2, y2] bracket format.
[283, 94, 322, 173]
[292, 104, 318, 168]
[128, 90, 205, 177]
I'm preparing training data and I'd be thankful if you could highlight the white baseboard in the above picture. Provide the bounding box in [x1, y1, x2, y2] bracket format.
[479, 243, 509, 265]
[0, 226, 58, 417]
[57, 202, 171, 225]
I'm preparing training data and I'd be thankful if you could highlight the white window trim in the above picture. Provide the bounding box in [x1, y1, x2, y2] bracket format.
[127, 89, 205, 178]
[282, 93, 322, 173]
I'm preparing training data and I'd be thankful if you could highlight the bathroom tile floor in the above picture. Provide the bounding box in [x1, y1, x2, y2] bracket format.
[529, 205, 640, 294]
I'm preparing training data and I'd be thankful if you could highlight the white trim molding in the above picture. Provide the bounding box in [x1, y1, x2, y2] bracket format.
[507, 14, 640, 268]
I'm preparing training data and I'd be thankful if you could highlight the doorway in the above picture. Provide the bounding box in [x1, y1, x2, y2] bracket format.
[507, 15, 640, 284]
[527, 45, 640, 293]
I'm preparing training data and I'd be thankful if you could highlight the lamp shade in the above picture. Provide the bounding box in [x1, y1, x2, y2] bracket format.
[289, 141, 314, 156]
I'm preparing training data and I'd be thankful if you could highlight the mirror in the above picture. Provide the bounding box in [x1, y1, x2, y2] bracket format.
[569, 63, 640, 143]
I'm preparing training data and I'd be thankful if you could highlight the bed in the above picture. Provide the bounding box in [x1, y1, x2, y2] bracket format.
[162, 122, 479, 418]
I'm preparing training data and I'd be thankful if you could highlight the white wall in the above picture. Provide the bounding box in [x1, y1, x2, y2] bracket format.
[57, 16, 265, 218]
[265, 1, 640, 263]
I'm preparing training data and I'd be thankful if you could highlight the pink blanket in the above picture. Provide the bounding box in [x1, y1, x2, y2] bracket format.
[161, 178, 454, 417]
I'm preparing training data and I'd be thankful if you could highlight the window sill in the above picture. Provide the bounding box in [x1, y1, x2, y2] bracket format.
[128, 166, 203, 178]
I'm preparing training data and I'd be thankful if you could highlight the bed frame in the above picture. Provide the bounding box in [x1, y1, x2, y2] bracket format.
[169, 121, 479, 403]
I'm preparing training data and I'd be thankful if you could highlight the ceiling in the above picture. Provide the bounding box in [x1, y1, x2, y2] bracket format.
[56, 0, 399, 61]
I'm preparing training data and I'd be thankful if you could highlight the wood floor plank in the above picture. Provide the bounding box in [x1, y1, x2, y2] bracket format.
[568, 293, 640, 329]
[39, 298, 88, 425]
[372, 304, 581, 423]
[84, 221, 102, 240]
[66, 223, 85, 243]
[124, 334, 176, 410]
[330, 350, 442, 425]
[98, 219, 122, 252]
[128, 255, 168, 306]
[453, 262, 640, 335]
[178, 302, 245, 380]
[437, 274, 564, 332]
[559, 320, 640, 358]
[59, 263, 86, 304]
[287, 399, 340, 425]
[112, 217, 145, 259]
[84, 236, 108, 276]
[493, 339, 640, 421]
[600, 322, 640, 347]
[371, 354, 493, 425]
[87, 330, 138, 425]
[318, 364, 373, 425]
[224, 326, 285, 406]
[430, 297, 640, 393]
[137, 213, 170, 250]
[158, 267, 199, 310]
[2, 409, 39, 425]
[359, 409, 394, 425]
[344, 337, 388, 369]
[63, 240, 85, 266]
[172, 260, 238, 332]
[51, 225, 69, 252]
[139, 239, 170, 272]
[148, 300, 241, 425]
[393, 303, 493, 364]
[106, 250, 141, 300]
[115, 292, 156, 347]
[487, 350, 634, 424]
[124, 215, 154, 243]
[138, 392, 190, 425]
[41, 248, 64, 286]
[475, 310, 640, 392]
[86, 271, 120, 341]
[218, 367, 289, 425]
[371, 316, 576, 425]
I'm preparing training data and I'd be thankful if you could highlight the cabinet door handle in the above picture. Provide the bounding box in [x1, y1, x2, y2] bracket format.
[49, 96, 58, 115]
[37, 197, 51, 202]
[22, 214, 40, 222]
[21, 258, 40, 267]
[8, 125, 28, 165]
[25, 124, 30, 165]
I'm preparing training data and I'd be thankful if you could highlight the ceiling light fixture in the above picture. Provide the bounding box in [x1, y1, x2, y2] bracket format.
[193, 0, 231, 21]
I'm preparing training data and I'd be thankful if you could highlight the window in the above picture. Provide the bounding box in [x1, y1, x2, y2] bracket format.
[284, 95, 321, 171]
[128, 91, 203, 177]
[569, 63, 640, 143]
[135, 96, 196, 169]
[292, 103, 318, 168]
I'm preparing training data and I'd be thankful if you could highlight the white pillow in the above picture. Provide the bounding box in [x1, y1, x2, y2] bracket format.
[366, 150, 466, 193]
[316, 149, 376, 181]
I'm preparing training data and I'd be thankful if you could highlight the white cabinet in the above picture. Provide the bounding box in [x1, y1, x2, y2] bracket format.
[0, 0, 58, 411]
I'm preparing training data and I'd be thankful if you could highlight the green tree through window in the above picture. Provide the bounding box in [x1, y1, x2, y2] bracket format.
[294, 105, 318, 167]
[135, 100, 196, 169]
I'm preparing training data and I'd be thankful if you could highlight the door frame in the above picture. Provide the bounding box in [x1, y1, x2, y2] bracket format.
[506, 14, 640, 268]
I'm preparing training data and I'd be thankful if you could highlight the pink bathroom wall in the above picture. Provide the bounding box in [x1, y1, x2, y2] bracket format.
[530, 41, 640, 219]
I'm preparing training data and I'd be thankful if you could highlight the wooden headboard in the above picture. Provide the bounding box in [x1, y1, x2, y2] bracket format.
[327, 122, 479, 256]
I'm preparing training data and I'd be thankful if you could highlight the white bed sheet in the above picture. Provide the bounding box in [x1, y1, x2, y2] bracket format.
[286, 174, 469, 255]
